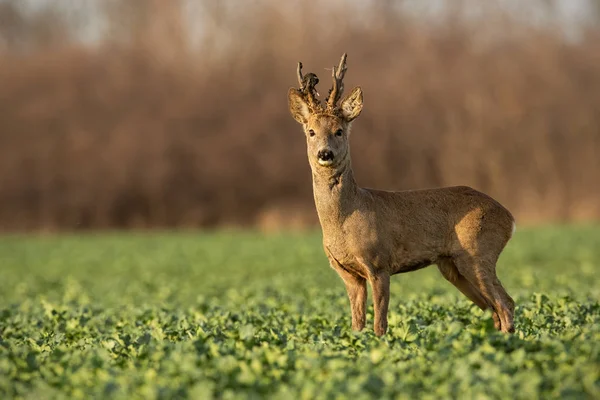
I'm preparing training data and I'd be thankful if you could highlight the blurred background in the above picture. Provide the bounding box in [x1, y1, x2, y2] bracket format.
[0, 0, 599, 233]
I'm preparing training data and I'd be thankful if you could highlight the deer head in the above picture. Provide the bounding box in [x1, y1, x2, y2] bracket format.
[288, 54, 363, 172]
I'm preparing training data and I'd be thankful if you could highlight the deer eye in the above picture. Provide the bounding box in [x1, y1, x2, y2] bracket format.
[308, 129, 315, 137]
[335, 129, 343, 137]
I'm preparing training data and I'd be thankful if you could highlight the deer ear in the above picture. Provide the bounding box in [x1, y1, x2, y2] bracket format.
[288, 88, 310, 124]
[340, 87, 363, 122]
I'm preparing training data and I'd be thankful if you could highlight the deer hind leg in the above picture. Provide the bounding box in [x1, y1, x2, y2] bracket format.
[453, 255, 515, 333]
[437, 257, 502, 329]
[492, 277, 515, 331]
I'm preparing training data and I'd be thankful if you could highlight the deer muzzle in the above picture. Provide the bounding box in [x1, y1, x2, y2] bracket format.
[317, 149, 335, 166]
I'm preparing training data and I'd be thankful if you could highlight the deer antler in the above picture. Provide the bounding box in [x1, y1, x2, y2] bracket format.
[326, 53, 348, 111]
[296, 61, 304, 89]
[296, 61, 321, 112]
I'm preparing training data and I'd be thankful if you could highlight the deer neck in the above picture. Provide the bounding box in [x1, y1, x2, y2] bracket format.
[311, 158, 359, 232]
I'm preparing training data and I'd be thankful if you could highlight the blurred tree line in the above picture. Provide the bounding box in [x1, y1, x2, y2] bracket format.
[0, 0, 599, 231]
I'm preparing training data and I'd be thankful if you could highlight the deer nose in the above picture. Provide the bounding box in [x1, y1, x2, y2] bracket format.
[317, 149, 334, 161]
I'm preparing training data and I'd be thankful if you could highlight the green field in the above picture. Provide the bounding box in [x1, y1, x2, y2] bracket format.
[0, 226, 599, 399]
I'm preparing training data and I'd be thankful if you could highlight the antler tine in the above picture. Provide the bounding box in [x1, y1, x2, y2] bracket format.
[296, 60, 321, 111]
[297, 62, 304, 90]
[327, 53, 348, 111]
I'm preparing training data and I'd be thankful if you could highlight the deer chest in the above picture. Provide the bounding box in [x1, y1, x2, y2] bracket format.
[323, 241, 371, 279]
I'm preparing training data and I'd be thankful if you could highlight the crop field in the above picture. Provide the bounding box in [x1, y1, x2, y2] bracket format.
[0, 226, 599, 399]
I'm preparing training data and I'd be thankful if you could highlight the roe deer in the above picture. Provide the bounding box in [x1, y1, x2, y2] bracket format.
[287, 53, 516, 336]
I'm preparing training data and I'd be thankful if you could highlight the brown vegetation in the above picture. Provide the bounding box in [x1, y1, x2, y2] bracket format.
[0, 1, 599, 232]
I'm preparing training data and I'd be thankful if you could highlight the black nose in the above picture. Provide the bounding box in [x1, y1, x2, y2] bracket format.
[317, 149, 334, 161]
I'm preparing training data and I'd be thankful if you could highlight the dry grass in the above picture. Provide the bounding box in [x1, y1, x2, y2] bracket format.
[0, 1, 599, 231]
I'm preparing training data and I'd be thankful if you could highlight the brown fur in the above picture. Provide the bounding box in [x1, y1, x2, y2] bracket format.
[288, 54, 516, 336]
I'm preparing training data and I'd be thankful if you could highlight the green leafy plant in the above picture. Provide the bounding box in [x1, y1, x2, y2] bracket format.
[0, 226, 599, 399]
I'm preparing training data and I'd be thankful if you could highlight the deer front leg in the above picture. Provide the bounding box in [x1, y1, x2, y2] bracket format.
[369, 271, 390, 336]
[328, 258, 367, 331]
[342, 272, 367, 331]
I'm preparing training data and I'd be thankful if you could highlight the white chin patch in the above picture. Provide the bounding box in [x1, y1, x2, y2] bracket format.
[317, 159, 334, 166]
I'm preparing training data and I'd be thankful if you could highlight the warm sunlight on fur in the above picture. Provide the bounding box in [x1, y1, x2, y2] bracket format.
[288, 54, 516, 336]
